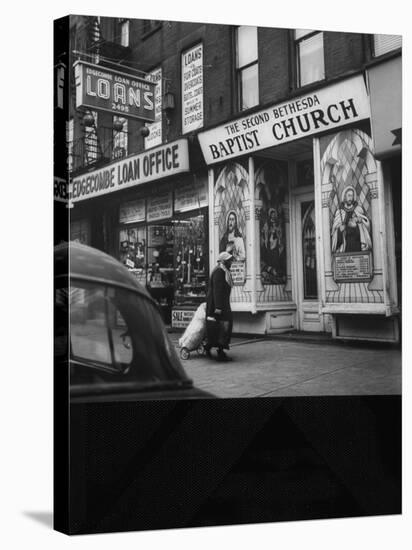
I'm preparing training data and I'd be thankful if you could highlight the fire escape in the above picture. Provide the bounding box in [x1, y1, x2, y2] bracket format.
[70, 16, 131, 176]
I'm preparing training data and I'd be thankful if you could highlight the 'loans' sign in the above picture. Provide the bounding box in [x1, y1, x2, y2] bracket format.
[198, 75, 370, 164]
[70, 139, 189, 203]
[74, 61, 156, 122]
[182, 44, 204, 134]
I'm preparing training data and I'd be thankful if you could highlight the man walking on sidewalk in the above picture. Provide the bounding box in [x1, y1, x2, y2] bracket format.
[205, 251, 234, 362]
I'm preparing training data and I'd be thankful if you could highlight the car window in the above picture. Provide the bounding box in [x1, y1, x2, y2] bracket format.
[55, 280, 188, 389]
[70, 285, 133, 367]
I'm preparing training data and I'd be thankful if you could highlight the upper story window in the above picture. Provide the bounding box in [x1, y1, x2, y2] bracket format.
[236, 26, 259, 111]
[373, 34, 402, 57]
[295, 29, 325, 87]
[119, 19, 130, 47]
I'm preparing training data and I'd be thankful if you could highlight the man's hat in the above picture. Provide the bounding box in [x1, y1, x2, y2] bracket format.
[218, 251, 233, 262]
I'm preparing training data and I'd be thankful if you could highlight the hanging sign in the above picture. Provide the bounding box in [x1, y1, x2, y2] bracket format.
[174, 178, 208, 212]
[70, 139, 189, 203]
[198, 75, 370, 164]
[182, 43, 204, 134]
[147, 192, 173, 222]
[54, 177, 69, 202]
[74, 61, 156, 122]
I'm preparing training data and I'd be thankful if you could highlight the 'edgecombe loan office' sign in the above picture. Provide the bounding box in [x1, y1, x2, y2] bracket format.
[74, 61, 156, 122]
[70, 139, 189, 203]
[198, 75, 370, 165]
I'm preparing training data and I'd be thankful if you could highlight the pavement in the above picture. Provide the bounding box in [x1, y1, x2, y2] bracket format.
[169, 334, 402, 398]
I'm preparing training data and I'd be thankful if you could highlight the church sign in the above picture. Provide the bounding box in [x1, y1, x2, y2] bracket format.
[198, 75, 370, 165]
[74, 61, 156, 122]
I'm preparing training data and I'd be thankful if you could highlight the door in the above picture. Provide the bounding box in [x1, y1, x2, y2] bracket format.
[295, 193, 323, 332]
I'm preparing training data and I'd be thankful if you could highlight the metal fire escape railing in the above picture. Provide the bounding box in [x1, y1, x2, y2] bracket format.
[69, 126, 128, 175]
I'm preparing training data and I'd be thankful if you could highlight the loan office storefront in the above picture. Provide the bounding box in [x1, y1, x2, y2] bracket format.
[198, 73, 400, 342]
[69, 138, 210, 326]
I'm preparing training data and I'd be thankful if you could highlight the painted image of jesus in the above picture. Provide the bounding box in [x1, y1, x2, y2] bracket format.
[331, 186, 372, 253]
[219, 210, 246, 261]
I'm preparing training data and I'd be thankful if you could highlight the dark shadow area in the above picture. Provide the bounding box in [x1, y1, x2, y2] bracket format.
[23, 511, 53, 529]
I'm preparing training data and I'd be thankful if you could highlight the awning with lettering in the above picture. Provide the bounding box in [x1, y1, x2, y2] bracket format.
[197, 75, 370, 165]
[70, 138, 189, 203]
[368, 56, 402, 159]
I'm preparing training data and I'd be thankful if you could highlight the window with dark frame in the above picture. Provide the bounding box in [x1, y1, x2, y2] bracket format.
[118, 18, 130, 47]
[235, 26, 259, 111]
[295, 29, 325, 87]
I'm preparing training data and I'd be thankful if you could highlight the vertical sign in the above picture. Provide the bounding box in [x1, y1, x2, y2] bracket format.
[145, 67, 163, 149]
[182, 43, 204, 134]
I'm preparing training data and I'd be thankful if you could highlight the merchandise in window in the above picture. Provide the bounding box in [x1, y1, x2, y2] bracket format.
[236, 26, 259, 111]
[173, 215, 208, 306]
[147, 224, 174, 322]
[295, 29, 325, 87]
[119, 226, 147, 285]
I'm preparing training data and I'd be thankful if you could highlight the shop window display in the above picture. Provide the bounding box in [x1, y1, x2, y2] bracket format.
[173, 214, 207, 306]
[118, 213, 208, 325]
[147, 225, 174, 321]
[119, 226, 146, 285]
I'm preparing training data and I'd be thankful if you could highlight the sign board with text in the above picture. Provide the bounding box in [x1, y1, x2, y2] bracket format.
[171, 309, 195, 329]
[147, 192, 173, 222]
[145, 67, 163, 148]
[333, 252, 373, 282]
[198, 75, 370, 165]
[174, 178, 208, 212]
[70, 139, 189, 203]
[231, 261, 246, 285]
[182, 43, 204, 134]
[74, 61, 156, 122]
[119, 199, 146, 224]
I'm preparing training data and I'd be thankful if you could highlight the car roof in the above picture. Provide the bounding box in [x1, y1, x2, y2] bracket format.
[55, 241, 152, 298]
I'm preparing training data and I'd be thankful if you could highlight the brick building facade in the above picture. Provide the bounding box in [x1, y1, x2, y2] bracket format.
[60, 16, 402, 341]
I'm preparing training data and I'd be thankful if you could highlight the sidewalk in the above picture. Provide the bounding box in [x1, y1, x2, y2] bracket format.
[170, 334, 401, 398]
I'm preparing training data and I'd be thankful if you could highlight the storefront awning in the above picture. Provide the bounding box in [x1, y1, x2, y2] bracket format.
[69, 138, 190, 203]
[368, 56, 402, 159]
[198, 75, 370, 165]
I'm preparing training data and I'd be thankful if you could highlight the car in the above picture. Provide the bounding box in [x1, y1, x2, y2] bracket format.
[54, 242, 213, 401]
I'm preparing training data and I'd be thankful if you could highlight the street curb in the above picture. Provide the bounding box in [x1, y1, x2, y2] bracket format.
[167, 328, 401, 349]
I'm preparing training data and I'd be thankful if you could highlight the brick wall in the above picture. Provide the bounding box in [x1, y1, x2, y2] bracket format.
[71, 16, 369, 162]
[258, 27, 291, 104]
[324, 31, 365, 79]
